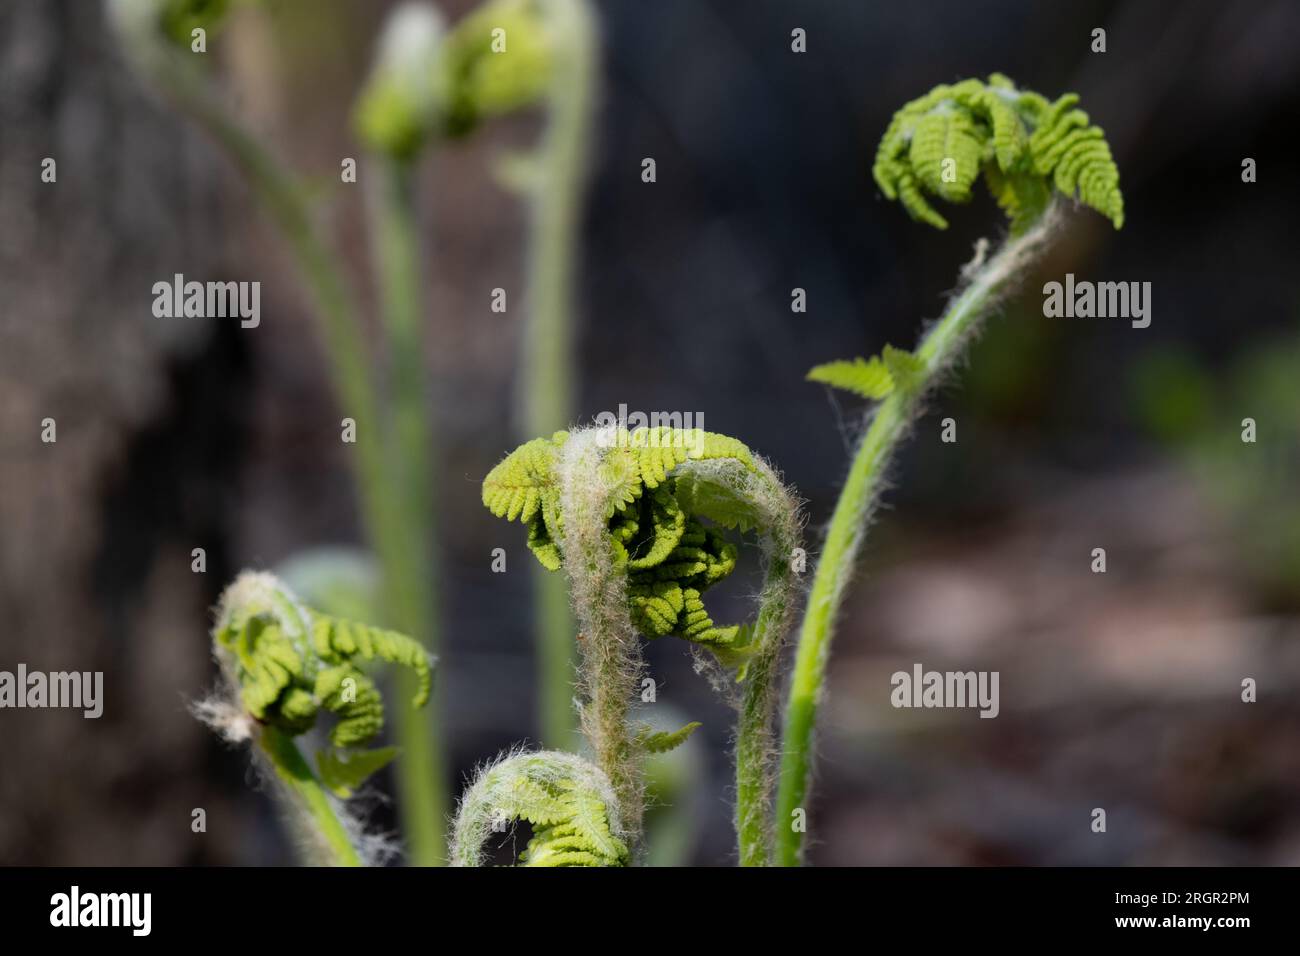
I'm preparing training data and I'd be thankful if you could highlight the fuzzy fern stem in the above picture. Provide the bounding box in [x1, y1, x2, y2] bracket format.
[519, 0, 598, 750]
[259, 726, 364, 867]
[728, 460, 801, 866]
[775, 204, 1062, 866]
[556, 431, 648, 841]
[365, 156, 446, 865]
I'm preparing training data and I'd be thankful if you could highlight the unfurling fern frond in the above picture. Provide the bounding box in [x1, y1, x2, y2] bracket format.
[212, 571, 431, 754]
[200, 572, 434, 865]
[485, 423, 802, 862]
[873, 74, 1124, 232]
[442, 0, 553, 137]
[483, 426, 766, 652]
[353, 0, 554, 157]
[450, 751, 630, 867]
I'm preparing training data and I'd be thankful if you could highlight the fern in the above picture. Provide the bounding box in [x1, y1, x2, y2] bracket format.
[450, 751, 629, 867]
[199, 572, 434, 865]
[873, 74, 1123, 233]
[214, 572, 431, 750]
[484, 424, 801, 863]
[778, 76, 1126, 866]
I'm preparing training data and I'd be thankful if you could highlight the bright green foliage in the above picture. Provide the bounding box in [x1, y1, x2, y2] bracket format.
[451, 751, 629, 867]
[483, 427, 768, 648]
[637, 721, 701, 754]
[214, 572, 430, 750]
[807, 345, 925, 401]
[873, 74, 1124, 232]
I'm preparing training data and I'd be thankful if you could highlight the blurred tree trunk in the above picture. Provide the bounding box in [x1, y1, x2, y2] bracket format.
[0, 0, 247, 864]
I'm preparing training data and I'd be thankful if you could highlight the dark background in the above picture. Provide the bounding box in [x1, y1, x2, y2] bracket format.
[2, 0, 1298, 865]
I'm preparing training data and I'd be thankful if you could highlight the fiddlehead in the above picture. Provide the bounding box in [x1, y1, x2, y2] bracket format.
[777, 77, 1125, 865]
[198, 571, 432, 865]
[873, 73, 1123, 234]
[353, 0, 554, 156]
[450, 750, 629, 867]
[483, 425, 801, 862]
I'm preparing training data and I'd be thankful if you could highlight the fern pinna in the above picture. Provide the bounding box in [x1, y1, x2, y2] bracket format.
[480, 425, 801, 865]
[777, 77, 1125, 865]
[200, 572, 432, 865]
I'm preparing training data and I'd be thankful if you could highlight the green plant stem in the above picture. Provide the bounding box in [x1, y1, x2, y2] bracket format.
[558, 432, 645, 846]
[733, 466, 800, 866]
[366, 157, 446, 865]
[260, 726, 363, 867]
[519, 0, 598, 748]
[774, 207, 1060, 866]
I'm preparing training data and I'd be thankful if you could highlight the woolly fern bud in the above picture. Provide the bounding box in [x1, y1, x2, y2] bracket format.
[353, 2, 450, 159]
[450, 750, 629, 867]
[872, 74, 1123, 233]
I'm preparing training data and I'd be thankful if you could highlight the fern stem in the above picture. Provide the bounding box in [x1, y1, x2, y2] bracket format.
[732, 461, 801, 866]
[774, 206, 1060, 865]
[259, 726, 364, 867]
[519, 0, 598, 749]
[365, 157, 446, 865]
[558, 431, 645, 846]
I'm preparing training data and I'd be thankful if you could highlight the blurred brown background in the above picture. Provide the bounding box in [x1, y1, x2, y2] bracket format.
[1, 0, 1298, 864]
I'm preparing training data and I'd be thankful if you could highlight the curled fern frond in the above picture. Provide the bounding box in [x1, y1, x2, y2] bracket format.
[352, 0, 553, 157]
[200, 571, 433, 865]
[483, 426, 765, 650]
[213, 571, 431, 751]
[873, 74, 1124, 232]
[450, 750, 630, 867]
[485, 423, 802, 861]
[443, 0, 553, 137]
[353, 2, 450, 159]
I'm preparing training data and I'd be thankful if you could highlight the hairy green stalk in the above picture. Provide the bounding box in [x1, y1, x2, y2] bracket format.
[717, 458, 801, 866]
[555, 430, 646, 835]
[259, 726, 364, 867]
[365, 155, 446, 864]
[774, 208, 1060, 864]
[519, 0, 598, 751]
[776, 74, 1124, 865]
